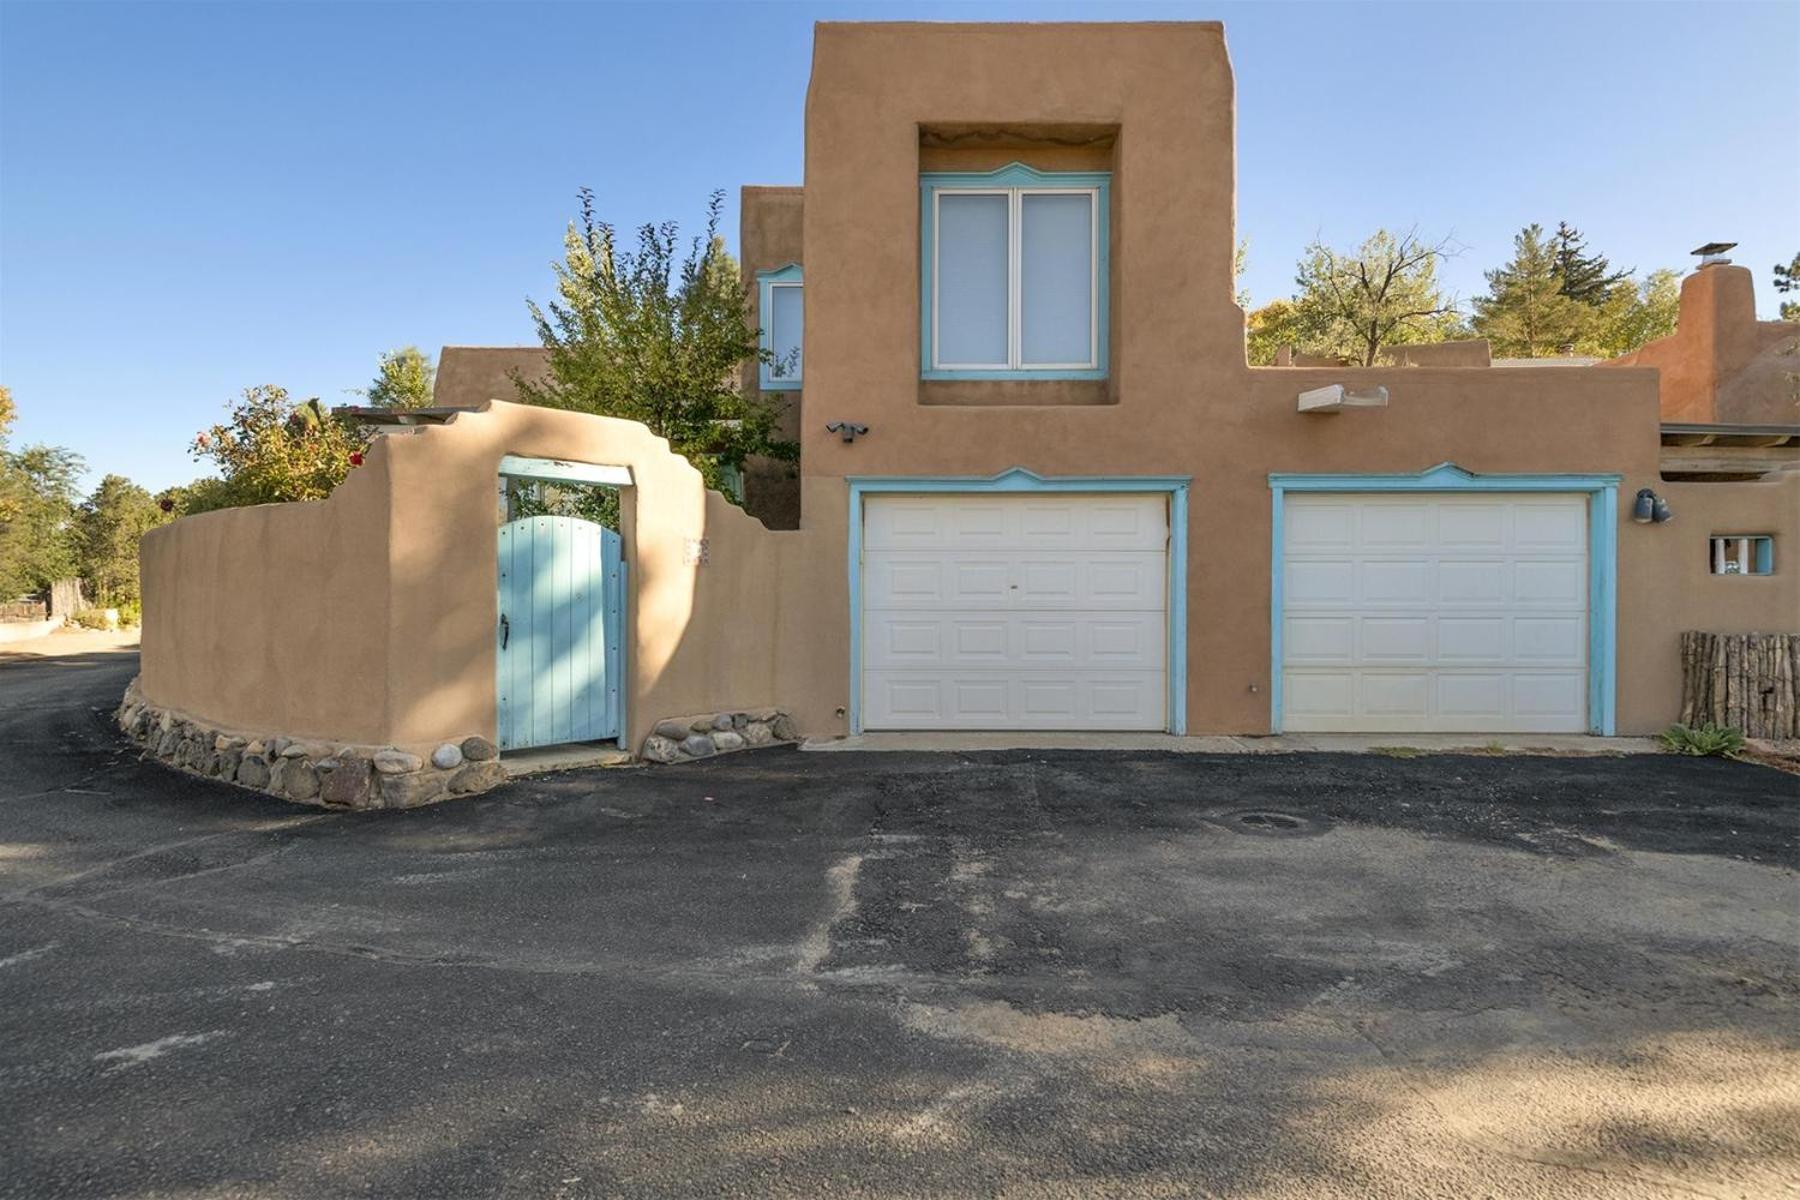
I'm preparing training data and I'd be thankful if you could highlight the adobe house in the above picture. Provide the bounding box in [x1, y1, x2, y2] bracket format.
[130, 22, 1798, 807]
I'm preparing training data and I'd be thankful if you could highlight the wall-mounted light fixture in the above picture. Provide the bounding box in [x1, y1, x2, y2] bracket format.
[1298, 384, 1389, 414]
[1633, 487, 1673, 524]
[826, 422, 869, 443]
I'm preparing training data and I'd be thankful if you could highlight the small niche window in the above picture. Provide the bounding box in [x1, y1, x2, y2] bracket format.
[1710, 535, 1774, 575]
[921, 163, 1109, 380]
[757, 264, 802, 391]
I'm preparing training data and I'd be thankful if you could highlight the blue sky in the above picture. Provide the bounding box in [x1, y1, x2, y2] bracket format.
[2, 1, 1795, 492]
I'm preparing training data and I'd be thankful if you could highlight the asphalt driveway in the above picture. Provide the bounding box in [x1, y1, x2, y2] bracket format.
[2, 649, 1796, 1198]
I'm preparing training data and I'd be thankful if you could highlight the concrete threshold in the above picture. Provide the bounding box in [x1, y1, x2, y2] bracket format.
[500, 742, 635, 778]
[803, 732, 1663, 756]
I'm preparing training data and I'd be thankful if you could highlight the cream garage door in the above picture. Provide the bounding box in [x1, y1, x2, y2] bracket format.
[1282, 494, 1589, 733]
[861, 493, 1169, 730]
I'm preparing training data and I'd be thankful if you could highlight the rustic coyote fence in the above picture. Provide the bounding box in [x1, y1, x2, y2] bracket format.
[1678, 632, 1799, 740]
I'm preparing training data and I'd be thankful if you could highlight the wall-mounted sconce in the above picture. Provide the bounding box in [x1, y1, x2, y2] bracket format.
[826, 421, 869, 443]
[1633, 487, 1673, 524]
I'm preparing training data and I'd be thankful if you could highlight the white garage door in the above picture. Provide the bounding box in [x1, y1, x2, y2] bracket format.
[861, 493, 1169, 730]
[1282, 494, 1589, 733]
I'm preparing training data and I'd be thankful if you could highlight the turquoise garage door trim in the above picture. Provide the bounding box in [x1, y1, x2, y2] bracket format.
[848, 468, 1190, 735]
[1268, 463, 1619, 736]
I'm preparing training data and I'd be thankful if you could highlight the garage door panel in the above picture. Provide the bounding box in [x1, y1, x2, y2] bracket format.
[1283, 671, 1354, 719]
[1282, 493, 1589, 733]
[1285, 616, 1354, 663]
[1085, 555, 1166, 605]
[1436, 673, 1509, 721]
[1361, 617, 1432, 663]
[1513, 616, 1584, 664]
[1018, 560, 1079, 602]
[1437, 504, 1507, 547]
[1438, 560, 1508, 605]
[1286, 560, 1355, 607]
[953, 621, 1009, 660]
[1288, 504, 1355, 550]
[1360, 503, 1433, 549]
[863, 670, 1166, 729]
[1513, 673, 1586, 719]
[1513, 560, 1585, 605]
[864, 611, 1164, 670]
[1436, 617, 1508, 663]
[1362, 672, 1431, 717]
[1513, 504, 1586, 549]
[1360, 561, 1432, 604]
[862, 493, 1169, 731]
[881, 620, 943, 661]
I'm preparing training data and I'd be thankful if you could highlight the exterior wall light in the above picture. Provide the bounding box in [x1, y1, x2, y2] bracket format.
[1297, 384, 1389, 414]
[1633, 487, 1673, 524]
[826, 422, 869, 443]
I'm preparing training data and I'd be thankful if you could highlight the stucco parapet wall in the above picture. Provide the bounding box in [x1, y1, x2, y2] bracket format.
[641, 710, 800, 763]
[117, 678, 506, 810]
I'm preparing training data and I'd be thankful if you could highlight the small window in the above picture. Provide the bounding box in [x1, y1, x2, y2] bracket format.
[1710, 535, 1774, 575]
[922, 164, 1109, 380]
[757, 265, 802, 391]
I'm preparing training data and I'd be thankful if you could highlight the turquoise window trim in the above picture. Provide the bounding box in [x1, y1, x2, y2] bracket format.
[1710, 534, 1776, 575]
[920, 163, 1111, 382]
[847, 468, 1189, 735]
[756, 263, 803, 392]
[498, 454, 633, 487]
[1266, 463, 1621, 736]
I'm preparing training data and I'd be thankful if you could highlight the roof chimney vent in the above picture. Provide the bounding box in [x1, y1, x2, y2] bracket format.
[1691, 242, 1737, 268]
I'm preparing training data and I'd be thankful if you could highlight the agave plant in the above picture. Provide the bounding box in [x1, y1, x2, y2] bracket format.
[1659, 723, 1747, 757]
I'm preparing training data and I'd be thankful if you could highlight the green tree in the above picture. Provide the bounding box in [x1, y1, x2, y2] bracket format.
[0, 440, 84, 599]
[516, 188, 796, 501]
[1245, 299, 1304, 365]
[360, 346, 436, 409]
[1472, 224, 1593, 357]
[1292, 229, 1464, 366]
[189, 385, 369, 509]
[1549, 222, 1631, 305]
[155, 478, 237, 519]
[1584, 268, 1681, 357]
[77, 475, 167, 607]
[1775, 252, 1799, 322]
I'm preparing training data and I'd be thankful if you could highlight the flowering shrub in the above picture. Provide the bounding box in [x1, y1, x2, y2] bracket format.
[188, 386, 369, 509]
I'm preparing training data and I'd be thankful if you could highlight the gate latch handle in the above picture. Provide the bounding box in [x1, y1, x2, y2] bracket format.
[500, 614, 510, 649]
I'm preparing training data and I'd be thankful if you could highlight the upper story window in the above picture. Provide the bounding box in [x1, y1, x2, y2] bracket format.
[757, 264, 802, 390]
[920, 163, 1110, 380]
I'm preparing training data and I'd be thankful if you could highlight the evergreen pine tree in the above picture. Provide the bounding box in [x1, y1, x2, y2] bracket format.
[1549, 221, 1631, 305]
[1472, 224, 1592, 357]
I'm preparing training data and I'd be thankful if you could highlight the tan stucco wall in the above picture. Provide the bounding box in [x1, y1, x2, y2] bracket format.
[1603, 266, 1800, 425]
[140, 457, 396, 745]
[142, 402, 818, 753]
[1621, 475, 1800, 721]
[432, 346, 550, 410]
[739, 186, 806, 529]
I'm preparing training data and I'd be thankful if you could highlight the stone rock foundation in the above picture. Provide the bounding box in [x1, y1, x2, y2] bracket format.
[640, 710, 798, 764]
[117, 678, 507, 810]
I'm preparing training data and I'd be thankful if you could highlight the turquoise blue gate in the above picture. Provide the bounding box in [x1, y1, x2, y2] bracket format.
[496, 516, 624, 750]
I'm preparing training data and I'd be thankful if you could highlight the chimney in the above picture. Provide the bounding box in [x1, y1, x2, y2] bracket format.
[1691, 241, 1737, 269]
